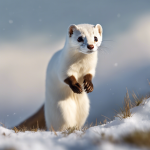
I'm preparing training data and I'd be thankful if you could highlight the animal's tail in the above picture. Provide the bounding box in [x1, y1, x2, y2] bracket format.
[16, 104, 46, 130]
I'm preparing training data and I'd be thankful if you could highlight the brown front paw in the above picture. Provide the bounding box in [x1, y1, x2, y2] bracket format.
[83, 80, 93, 93]
[83, 74, 93, 93]
[70, 83, 82, 94]
[64, 76, 83, 94]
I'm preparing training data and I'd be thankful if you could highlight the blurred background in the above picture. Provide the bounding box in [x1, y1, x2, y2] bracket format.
[0, 0, 150, 128]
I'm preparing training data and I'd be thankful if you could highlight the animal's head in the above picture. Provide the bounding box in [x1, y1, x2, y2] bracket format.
[68, 24, 102, 54]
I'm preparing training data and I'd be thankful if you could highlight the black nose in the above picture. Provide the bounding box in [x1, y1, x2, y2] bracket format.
[87, 45, 94, 50]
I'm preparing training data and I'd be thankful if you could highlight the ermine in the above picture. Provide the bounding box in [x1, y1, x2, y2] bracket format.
[45, 24, 102, 131]
[17, 23, 102, 131]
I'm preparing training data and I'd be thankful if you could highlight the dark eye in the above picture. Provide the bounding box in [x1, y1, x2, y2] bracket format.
[94, 36, 98, 42]
[77, 36, 84, 42]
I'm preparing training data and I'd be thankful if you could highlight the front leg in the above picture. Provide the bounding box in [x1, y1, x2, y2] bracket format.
[64, 75, 82, 94]
[83, 74, 93, 93]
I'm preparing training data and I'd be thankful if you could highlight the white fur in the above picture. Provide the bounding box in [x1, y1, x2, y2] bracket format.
[45, 24, 102, 131]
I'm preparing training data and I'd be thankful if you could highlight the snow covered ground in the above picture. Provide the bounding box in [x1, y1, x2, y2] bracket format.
[0, 97, 150, 150]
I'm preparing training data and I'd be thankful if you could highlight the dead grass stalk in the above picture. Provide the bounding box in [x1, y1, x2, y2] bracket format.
[51, 126, 57, 136]
[132, 92, 146, 107]
[115, 89, 132, 120]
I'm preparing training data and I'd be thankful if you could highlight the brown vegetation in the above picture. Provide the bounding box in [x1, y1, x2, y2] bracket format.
[62, 126, 78, 136]
[123, 130, 150, 148]
[132, 92, 146, 107]
[115, 89, 132, 120]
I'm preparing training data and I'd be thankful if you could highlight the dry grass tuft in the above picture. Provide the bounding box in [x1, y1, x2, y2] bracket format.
[132, 92, 146, 107]
[13, 127, 19, 133]
[115, 89, 132, 120]
[12, 121, 44, 133]
[12, 126, 42, 133]
[103, 119, 107, 124]
[100, 120, 106, 125]
[62, 126, 78, 136]
[123, 130, 150, 148]
[114, 88, 149, 121]
[81, 125, 89, 133]
[0, 122, 6, 128]
[82, 118, 110, 134]
[50, 126, 57, 136]
[89, 122, 93, 127]
[62, 119, 103, 137]
[101, 115, 112, 125]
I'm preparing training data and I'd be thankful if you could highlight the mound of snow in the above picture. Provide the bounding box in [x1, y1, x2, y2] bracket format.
[0, 98, 150, 150]
[87, 98, 150, 140]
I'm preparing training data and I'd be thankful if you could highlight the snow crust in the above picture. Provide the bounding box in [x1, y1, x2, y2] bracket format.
[0, 98, 150, 150]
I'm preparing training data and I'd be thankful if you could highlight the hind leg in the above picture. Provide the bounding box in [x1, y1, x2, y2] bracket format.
[45, 96, 77, 131]
[57, 98, 77, 130]
[76, 92, 90, 129]
[45, 99, 65, 131]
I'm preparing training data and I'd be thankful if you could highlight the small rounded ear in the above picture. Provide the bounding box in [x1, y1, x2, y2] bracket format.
[68, 24, 78, 37]
[95, 24, 102, 36]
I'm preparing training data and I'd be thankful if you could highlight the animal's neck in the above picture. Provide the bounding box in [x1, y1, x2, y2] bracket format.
[63, 47, 84, 63]
[60, 46, 97, 73]
[60, 39, 97, 70]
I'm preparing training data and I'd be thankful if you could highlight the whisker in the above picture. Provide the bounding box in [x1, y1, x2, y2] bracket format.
[102, 39, 115, 42]
[97, 46, 110, 54]
[100, 46, 109, 49]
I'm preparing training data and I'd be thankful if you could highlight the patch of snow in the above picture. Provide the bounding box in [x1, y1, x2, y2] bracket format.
[0, 98, 150, 150]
